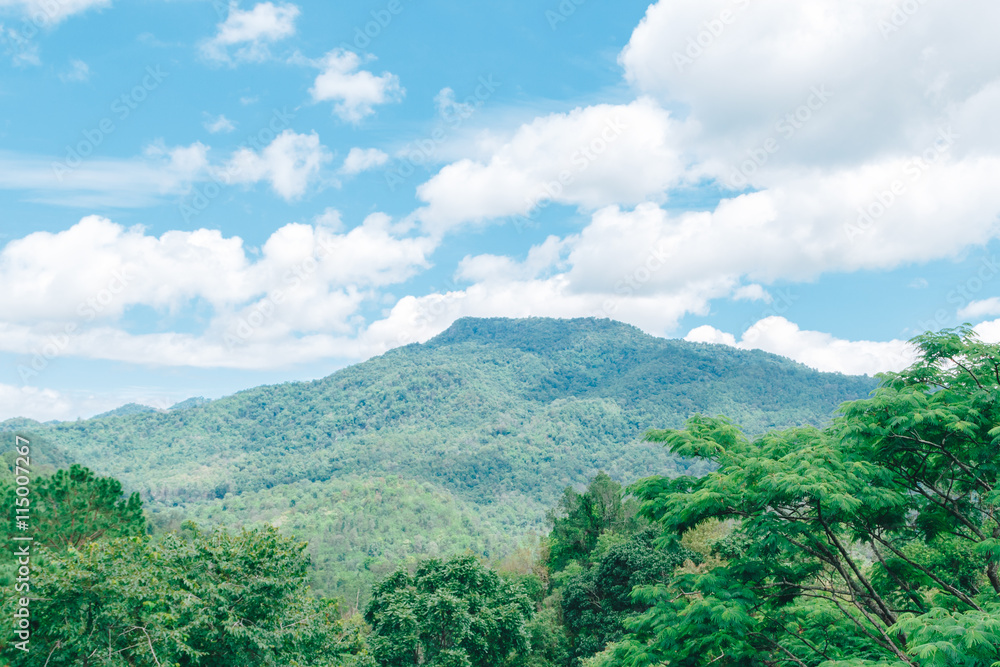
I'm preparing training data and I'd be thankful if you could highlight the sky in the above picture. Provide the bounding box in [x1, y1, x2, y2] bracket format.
[1, 0, 999, 421]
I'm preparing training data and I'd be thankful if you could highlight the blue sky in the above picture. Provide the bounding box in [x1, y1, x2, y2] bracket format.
[2, 0, 999, 420]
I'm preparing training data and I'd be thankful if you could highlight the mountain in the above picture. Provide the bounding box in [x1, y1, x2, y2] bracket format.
[169, 396, 212, 411]
[11, 317, 877, 600]
[93, 402, 161, 419]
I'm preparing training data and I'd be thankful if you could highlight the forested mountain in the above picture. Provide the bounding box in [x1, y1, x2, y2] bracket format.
[6, 317, 875, 599]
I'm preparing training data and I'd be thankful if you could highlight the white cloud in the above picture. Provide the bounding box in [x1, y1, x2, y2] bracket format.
[0, 142, 209, 207]
[685, 325, 737, 347]
[220, 129, 332, 200]
[554, 158, 1000, 293]
[959, 297, 1000, 321]
[309, 49, 403, 123]
[201, 1, 300, 64]
[619, 0, 1000, 180]
[414, 98, 687, 234]
[340, 147, 389, 175]
[58, 58, 89, 82]
[976, 318, 1000, 344]
[435, 87, 475, 121]
[204, 113, 236, 133]
[686, 317, 916, 376]
[0, 0, 109, 25]
[411, 0, 1000, 266]
[1, 26, 41, 66]
[313, 207, 343, 231]
[733, 284, 771, 303]
[0, 130, 336, 206]
[0, 216, 436, 370]
[0, 383, 186, 422]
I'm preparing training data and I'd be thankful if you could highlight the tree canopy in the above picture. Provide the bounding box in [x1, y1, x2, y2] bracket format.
[615, 327, 1000, 666]
[365, 554, 534, 667]
[6, 463, 145, 550]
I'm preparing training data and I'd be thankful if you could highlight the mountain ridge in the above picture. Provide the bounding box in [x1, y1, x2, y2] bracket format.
[9, 316, 878, 599]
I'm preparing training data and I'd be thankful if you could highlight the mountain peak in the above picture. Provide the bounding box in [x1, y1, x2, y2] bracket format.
[94, 403, 161, 419]
[426, 316, 648, 352]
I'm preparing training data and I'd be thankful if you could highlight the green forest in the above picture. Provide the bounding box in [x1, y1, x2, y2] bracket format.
[1, 318, 874, 602]
[7, 319, 999, 664]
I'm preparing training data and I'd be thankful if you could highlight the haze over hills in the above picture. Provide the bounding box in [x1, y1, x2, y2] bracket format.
[8, 317, 877, 599]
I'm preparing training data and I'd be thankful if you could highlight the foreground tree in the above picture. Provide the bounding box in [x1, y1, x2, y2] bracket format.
[365, 553, 533, 667]
[561, 526, 698, 664]
[547, 472, 638, 572]
[5, 523, 358, 666]
[615, 327, 1000, 666]
[2, 463, 145, 550]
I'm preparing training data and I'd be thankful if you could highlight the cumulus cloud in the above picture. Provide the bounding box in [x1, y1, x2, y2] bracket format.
[959, 297, 1000, 321]
[560, 162, 1000, 291]
[220, 129, 332, 200]
[976, 318, 1000, 344]
[412, 0, 1000, 260]
[340, 147, 389, 175]
[201, 1, 299, 64]
[309, 49, 403, 123]
[686, 317, 916, 376]
[619, 0, 1000, 181]
[414, 98, 687, 234]
[0, 215, 436, 370]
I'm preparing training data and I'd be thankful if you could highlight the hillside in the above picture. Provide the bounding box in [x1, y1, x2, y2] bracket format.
[8, 317, 877, 600]
[93, 402, 161, 419]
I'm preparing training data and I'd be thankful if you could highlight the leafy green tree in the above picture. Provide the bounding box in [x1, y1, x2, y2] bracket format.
[561, 527, 698, 664]
[5, 524, 357, 666]
[547, 473, 637, 572]
[616, 327, 1000, 666]
[519, 605, 571, 667]
[365, 554, 534, 667]
[2, 464, 145, 550]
